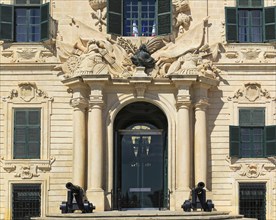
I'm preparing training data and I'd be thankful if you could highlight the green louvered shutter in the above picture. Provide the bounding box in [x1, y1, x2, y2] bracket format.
[157, 0, 171, 35]
[251, 0, 262, 7]
[264, 7, 276, 42]
[238, 0, 263, 7]
[239, 109, 251, 126]
[0, 4, 14, 41]
[225, 7, 238, 42]
[238, 0, 250, 7]
[14, 109, 40, 159]
[40, 3, 49, 41]
[239, 109, 265, 126]
[107, 0, 122, 35]
[265, 125, 276, 157]
[14, 110, 28, 159]
[251, 109, 265, 126]
[28, 110, 41, 158]
[230, 126, 240, 157]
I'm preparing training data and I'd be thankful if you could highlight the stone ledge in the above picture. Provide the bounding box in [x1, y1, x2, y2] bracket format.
[32, 211, 256, 220]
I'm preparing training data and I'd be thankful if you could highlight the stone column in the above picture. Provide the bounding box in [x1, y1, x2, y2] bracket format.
[85, 81, 107, 211]
[194, 98, 209, 185]
[172, 78, 196, 210]
[70, 97, 88, 188]
[87, 100, 104, 190]
[176, 100, 191, 190]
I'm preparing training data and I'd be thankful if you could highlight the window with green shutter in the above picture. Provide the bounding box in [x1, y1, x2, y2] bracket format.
[225, 0, 276, 42]
[14, 109, 41, 159]
[0, 0, 49, 42]
[107, 0, 171, 36]
[229, 108, 276, 158]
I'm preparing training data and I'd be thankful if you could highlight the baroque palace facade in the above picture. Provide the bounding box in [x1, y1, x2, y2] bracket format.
[0, 0, 276, 219]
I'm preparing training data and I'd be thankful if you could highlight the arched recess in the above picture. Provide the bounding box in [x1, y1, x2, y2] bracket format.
[112, 101, 169, 210]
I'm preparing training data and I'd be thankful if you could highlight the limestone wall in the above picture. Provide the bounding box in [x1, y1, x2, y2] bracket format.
[0, 0, 275, 219]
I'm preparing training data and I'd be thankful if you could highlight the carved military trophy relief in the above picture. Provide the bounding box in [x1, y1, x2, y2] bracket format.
[53, 0, 222, 81]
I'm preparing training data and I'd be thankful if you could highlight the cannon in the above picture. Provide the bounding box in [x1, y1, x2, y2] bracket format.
[182, 182, 214, 212]
[60, 182, 95, 213]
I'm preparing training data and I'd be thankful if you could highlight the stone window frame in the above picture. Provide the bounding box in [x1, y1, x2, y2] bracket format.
[6, 179, 47, 219]
[232, 178, 273, 219]
[2, 82, 53, 162]
[228, 82, 276, 160]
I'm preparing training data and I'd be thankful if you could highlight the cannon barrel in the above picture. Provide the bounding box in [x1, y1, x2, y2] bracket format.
[197, 182, 205, 189]
[66, 182, 83, 193]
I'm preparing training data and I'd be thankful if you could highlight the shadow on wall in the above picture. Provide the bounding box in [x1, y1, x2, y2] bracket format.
[206, 77, 229, 190]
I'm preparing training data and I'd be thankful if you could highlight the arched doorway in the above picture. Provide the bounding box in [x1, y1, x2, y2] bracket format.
[113, 102, 168, 210]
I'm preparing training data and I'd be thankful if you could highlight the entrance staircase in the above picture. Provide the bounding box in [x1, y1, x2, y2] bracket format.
[33, 210, 256, 220]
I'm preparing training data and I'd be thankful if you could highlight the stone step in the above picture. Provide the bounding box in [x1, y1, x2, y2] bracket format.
[33, 211, 256, 220]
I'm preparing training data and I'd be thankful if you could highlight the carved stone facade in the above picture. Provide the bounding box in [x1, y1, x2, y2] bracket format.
[0, 0, 275, 220]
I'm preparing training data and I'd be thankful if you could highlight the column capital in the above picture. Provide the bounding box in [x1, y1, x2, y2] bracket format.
[89, 94, 104, 109]
[70, 97, 88, 110]
[194, 98, 209, 110]
[176, 95, 191, 109]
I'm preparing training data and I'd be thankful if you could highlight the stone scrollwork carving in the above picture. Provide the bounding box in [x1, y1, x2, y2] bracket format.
[225, 51, 239, 59]
[0, 157, 16, 173]
[0, 157, 56, 179]
[226, 156, 276, 178]
[264, 51, 276, 59]
[2, 82, 52, 103]
[228, 82, 273, 102]
[240, 48, 262, 63]
[15, 165, 40, 179]
[70, 97, 89, 109]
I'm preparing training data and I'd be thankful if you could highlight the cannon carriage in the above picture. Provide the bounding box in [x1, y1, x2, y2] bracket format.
[60, 182, 95, 213]
[182, 182, 214, 212]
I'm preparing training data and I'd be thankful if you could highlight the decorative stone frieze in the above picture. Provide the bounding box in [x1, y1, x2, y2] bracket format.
[228, 82, 273, 102]
[226, 156, 276, 178]
[0, 157, 56, 179]
[0, 45, 57, 63]
[222, 44, 276, 63]
[225, 51, 239, 59]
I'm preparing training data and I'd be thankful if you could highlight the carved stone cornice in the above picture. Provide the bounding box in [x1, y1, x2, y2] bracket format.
[70, 97, 89, 109]
[0, 157, 56, 179]
[228, 82, 273, 102]
[226, 156, 276, 178]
